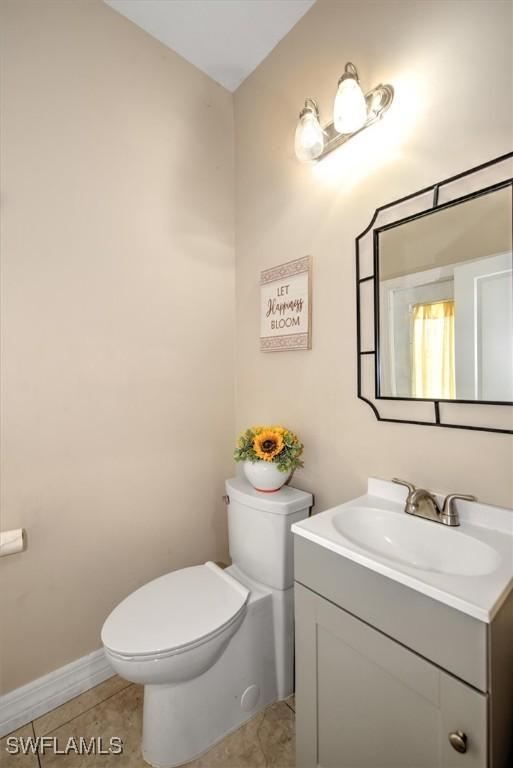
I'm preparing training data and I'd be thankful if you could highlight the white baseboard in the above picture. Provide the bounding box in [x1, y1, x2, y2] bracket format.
[0, 648, 114, 738]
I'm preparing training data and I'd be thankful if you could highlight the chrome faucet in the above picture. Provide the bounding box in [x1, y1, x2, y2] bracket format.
[392, 479, 476, 527]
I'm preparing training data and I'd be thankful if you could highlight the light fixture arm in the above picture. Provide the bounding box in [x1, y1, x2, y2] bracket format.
[299, 98, 320, 120]
[338, 61, 359, 84]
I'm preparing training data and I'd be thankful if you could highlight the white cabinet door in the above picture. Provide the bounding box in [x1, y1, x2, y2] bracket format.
[295, 583, 489, 768]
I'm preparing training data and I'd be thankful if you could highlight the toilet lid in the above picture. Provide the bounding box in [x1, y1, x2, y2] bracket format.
[101, 562, 249, 658]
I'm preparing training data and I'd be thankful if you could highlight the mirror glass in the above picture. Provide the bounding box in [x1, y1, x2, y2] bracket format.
[377, 185, 513, 402]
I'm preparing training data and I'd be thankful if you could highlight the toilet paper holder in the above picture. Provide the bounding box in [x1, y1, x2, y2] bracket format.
[0, 528, 27, 557]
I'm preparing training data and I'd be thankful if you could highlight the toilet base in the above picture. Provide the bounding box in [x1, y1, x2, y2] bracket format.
[141, 580, 289, 768]
[142, 686, 272, 768]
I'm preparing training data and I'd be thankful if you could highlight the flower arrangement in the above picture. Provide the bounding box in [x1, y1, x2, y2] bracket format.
[234, 425, 303, 473]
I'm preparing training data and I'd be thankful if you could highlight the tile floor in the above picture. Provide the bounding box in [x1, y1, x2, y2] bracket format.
[0, 677, 295, 767]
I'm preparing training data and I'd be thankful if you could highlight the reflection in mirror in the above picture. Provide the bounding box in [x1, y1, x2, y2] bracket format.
[377, 185, 513, 402]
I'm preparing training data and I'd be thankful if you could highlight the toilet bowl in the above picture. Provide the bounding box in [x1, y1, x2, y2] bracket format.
[102, 562, 249, 685]
[101, 478, 312, 768]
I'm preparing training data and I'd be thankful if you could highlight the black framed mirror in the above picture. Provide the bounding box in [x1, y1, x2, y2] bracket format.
[356, 152, 513, 434]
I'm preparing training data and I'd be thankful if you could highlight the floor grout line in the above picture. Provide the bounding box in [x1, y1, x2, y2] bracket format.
[40, 681, 134, 738]
[31, 720, 42, 768]
[255, 711, 270, 768]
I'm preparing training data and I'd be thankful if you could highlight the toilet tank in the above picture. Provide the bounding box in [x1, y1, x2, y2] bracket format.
[225, 477, 312, 590]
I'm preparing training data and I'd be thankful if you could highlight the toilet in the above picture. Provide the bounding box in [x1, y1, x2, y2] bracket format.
[101, 477, 312, 768]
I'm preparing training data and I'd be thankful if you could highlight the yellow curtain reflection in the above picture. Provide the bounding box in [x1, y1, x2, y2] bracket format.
[412, 300, 455, 399]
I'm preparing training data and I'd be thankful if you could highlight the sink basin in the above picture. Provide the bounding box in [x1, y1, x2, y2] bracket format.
[291, 478, 513, 622]
[332, 506, 501, 576]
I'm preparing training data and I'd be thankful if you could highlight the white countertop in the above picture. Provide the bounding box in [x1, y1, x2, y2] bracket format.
[292, 478, 513, 623]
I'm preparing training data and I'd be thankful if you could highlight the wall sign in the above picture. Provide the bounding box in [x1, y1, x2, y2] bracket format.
[260, 256, 312, 352]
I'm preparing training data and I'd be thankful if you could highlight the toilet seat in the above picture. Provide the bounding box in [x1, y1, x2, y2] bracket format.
[101, 562, 249, 661]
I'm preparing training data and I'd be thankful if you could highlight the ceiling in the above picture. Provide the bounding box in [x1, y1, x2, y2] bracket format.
[104, 0, 315, 92]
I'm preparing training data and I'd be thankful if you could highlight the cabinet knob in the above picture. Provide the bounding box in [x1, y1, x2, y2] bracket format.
[448, 730, 467, 753]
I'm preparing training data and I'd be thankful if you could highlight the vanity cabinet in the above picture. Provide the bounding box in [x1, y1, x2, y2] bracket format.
[296, 583, 487, 767]
[294, 536, 513, 768]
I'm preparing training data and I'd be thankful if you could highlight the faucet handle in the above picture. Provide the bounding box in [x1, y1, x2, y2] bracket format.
[392, 478, 416, 496]
[443, 493, 477, 516]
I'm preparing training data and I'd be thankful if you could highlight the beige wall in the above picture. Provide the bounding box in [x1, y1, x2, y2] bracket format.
[234, 0, 513, 514]
[0, 0, 234, 693]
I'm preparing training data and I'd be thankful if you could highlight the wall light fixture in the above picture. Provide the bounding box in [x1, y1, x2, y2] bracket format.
[295, 62, 394, 162]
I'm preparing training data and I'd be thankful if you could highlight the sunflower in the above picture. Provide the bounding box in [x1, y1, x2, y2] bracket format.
[253, 429, 285, 461]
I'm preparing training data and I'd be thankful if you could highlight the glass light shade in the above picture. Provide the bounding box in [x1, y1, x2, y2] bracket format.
[294, 110, 325, 162]
[333, 77, 367, 134]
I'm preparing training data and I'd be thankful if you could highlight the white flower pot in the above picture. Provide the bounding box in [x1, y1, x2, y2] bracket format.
[243, 460, 292, 493]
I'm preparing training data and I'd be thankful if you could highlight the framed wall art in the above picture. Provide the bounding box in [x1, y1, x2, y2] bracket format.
[260, 256, 312, 352]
